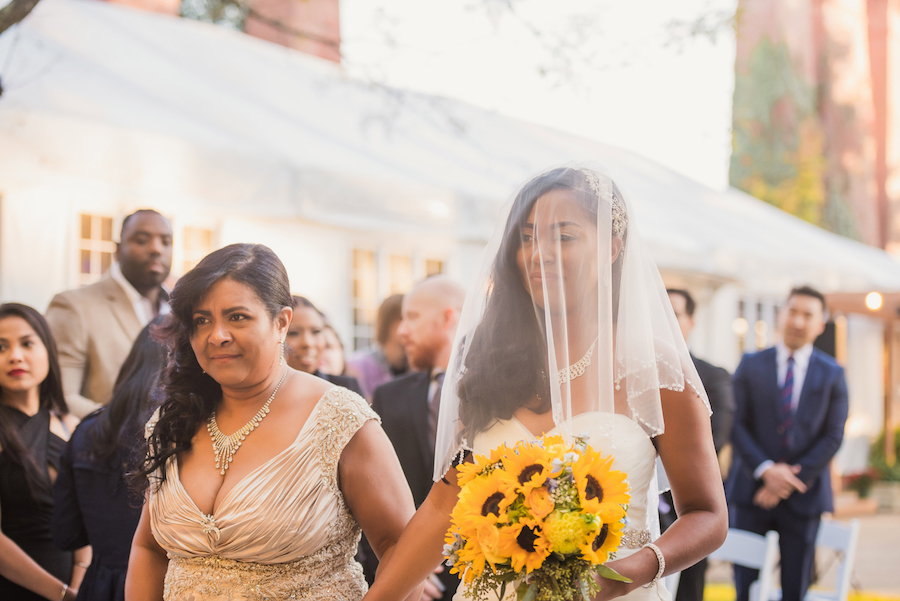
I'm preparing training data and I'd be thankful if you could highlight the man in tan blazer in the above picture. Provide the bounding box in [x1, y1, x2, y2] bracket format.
[46, 210, 173, 417]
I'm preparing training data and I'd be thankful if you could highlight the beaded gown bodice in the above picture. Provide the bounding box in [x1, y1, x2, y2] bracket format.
[147, 388, 378, 601]
[453, 412, 671, 601]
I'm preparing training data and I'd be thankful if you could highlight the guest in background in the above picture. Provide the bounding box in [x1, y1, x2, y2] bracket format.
[728, 286, 848, 601]
[0, 303, 87, 601]
[52, 320, 166, 601]
[346, 294, 408, 403]
[46, 210, 173, 417]
[285, 296, 362, 396]
[371, 276, 466, 601]
[659, 289, 735, 601]
[319, 324, 347, 377]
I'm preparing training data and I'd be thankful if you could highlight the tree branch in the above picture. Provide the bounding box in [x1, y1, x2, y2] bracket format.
[0, 0, 41, 36]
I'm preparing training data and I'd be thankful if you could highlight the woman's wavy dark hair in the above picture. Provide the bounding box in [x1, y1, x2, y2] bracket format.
[132, 244, 291, 493]
[457, 168, 627, 438]
[87, 318, 166, 469]
[0, 303, 67, 500]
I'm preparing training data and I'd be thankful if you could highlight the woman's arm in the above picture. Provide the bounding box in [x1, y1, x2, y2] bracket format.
[597, 387, 729, 598]
[125, 501, 168, 601]
[360, 471, 460, 601]
[70, 546, 92, 590]
[0, 499, 77, 600]
[340, 420, 432, 601]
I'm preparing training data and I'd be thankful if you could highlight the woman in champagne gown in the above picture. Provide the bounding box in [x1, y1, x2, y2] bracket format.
[363, 166, 728, 600]
[126, 244, 422, 601]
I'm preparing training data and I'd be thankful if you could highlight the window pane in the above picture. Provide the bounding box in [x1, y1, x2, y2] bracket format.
[426, 259, 443, 277]
[80, 214, 91, 240]
[80, 250, 92, 274]
[100, 217, 114, 242]
[100, 252, 113, 274]
[390, 255, 412, 295]
[352, 250, 378, 349]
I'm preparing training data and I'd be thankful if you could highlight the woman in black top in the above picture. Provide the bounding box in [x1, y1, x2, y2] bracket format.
[0, 303, 85, 601]
[285, 296, 363, 395]
[52, 321, 165, 601]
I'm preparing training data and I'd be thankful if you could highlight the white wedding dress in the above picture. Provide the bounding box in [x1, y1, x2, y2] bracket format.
[452, 412, 671, 601]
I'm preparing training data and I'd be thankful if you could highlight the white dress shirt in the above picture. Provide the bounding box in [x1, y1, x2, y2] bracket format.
[776, 342, 814, 412]
[755, 342, 815, 479]
[110, 262, 171, 327]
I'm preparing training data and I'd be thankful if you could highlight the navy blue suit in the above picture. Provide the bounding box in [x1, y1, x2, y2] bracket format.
[726, 347, 848, 601]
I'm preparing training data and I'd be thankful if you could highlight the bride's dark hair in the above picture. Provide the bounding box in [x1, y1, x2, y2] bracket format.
[457, 168, 627, 439]
[131, 243, 291, 492]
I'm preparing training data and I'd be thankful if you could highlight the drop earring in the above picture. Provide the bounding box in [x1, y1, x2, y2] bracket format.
[279, 340, 285, 367]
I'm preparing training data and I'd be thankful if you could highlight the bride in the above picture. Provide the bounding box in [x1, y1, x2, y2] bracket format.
[363, 166, 727, 600]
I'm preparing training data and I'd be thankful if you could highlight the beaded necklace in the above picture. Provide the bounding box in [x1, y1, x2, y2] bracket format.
[207, 368, 288, 475]
[554, 337, 599, 386]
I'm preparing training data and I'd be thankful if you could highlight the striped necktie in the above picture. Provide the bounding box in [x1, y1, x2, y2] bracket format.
[779, 355, 795, 456]
[428, 372, 445, 451]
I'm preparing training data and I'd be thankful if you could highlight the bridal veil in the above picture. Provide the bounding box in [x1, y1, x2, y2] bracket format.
[433, 165, 711, 481]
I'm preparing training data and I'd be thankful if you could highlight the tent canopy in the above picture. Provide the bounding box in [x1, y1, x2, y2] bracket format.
[2, 0, 899, 292]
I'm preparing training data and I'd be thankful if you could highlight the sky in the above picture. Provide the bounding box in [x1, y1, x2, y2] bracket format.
[340, 0, 738, 191]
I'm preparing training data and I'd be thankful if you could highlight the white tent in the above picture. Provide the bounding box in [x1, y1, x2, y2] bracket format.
[2, 0, 900, 299]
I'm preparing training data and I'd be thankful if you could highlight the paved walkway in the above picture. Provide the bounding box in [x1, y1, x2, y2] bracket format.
[706, 512, 900, 598]
[848, 513, 900, 595]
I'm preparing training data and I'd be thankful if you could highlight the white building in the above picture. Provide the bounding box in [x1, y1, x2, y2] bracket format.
[2, 0, 899, 470]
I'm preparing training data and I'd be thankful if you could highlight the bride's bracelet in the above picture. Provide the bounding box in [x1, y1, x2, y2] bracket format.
[641, 543, 665, 588]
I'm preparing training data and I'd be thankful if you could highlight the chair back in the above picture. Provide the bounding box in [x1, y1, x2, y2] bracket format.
[806, 519, 860, 601]
[710, 529, 780, 601]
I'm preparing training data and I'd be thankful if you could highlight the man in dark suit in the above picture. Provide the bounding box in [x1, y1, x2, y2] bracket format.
[372, 276, 466, 601]
[727, 286, 849, 601]
[661, 289, 735, 601]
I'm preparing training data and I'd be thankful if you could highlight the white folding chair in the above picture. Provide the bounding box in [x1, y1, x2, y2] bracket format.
[769, 518, 860, 601]
[809, 518, 860, 601]
[709, 529, 780, 601]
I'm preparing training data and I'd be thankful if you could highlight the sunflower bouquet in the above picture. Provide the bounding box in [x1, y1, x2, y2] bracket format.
[443, 434, 631, 601]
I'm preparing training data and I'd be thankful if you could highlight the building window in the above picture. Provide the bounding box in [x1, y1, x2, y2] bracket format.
[390, 254, 413, 295]
[352, 250, 378, 351]
[425, 259, 444, 277]
[79, 214, 116, 285]
[182, 227, 213, 275]
[351, 250, 446, 351]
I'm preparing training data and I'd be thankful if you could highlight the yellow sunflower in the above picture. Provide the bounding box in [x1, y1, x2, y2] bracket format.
[456, 454, 490, 487]
[503, 443, 553, 496]
[455, 538, 487, 582]
[579, 519, 625, 564]
[571, 452, 629, 521]
[453, 469, 517, 532]
[542, 434, 570, 462]
[498, 519, 552, 574]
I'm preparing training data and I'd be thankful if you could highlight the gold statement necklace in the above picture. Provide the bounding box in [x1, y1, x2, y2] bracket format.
[207, 368, 288, 475]
[554, 337, 599, 386]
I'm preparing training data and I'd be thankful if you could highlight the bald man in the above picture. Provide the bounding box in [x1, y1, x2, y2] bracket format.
[371, 276, 465, 601]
